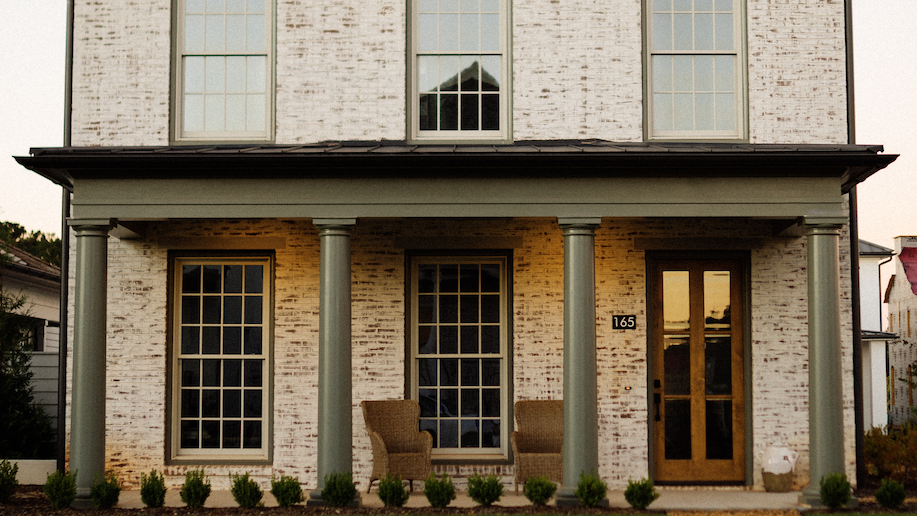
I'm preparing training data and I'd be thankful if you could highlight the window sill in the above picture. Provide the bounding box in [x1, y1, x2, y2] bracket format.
[408, 137, 514, 146]
[166, 456, 272, 466]
[170, 136, 275, 146]
[646, 135, 749, 144]
[432, 454, 511, 466]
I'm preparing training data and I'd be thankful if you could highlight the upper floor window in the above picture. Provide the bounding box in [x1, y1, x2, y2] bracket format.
[646, 0, 746, 140]
[410, 0, 511, 142]
[174, 0, 273, 142]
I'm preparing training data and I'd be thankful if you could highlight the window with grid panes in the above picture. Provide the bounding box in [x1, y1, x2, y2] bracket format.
[411, 0, 510, 141]
[891, 366, 897, 406]
[411, 257, 509, 457]
[910, 365, 914, 407]
[174, 0, 273, 141]
[646, 0, 745, 139]
[171, 257, 270, 461]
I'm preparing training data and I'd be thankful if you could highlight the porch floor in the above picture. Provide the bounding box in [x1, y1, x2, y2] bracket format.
[114, 487, 804, 510]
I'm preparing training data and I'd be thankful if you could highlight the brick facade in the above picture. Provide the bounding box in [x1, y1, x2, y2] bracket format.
[59, 0, 862, 497]
[63, 217, 857, 490]
[884, 237, 917, 426]
[70, 0, 849, 145]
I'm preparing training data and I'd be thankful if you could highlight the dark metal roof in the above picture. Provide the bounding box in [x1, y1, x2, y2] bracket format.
[0, 242, 61, 282]
[859, 239, 894, 256]
[862, 330, 898, 341]
[16, 140, 897, 193]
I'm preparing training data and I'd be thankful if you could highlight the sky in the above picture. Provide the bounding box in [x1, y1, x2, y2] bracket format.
[1, 0, 915, 249]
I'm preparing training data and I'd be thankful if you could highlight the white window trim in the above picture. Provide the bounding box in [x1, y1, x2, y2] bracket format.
[644, 0, 748, 141]
[170, 256, 272, 463]
[407, 0, 513, 144]
[172, 0, 275, 143]
[410, 255, 511, 460]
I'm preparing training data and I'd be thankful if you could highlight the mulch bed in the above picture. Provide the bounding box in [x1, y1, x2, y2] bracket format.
[4, 479, 917, 516]
[0, 487, 646, 516]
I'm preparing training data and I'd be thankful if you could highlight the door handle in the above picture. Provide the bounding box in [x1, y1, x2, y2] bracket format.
[653, 392, 661, 421]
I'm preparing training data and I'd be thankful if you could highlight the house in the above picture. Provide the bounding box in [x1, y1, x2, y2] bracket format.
[15, 0, 898, 507]
[0, 241, 62, 474]
[883, 237, 917, 426]
[858, 239, 895, 431]
[0, 242, 60, 351]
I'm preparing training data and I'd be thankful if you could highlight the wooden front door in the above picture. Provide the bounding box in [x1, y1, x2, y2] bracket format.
[651, 258, 745, 482]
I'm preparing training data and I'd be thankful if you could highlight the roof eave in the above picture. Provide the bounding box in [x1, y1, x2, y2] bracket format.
[15, 142, 898, 190]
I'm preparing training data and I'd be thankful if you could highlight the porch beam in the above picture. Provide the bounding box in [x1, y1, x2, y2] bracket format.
[66, 218, 113, 508]
[799, 218, 849, 507]
[309, 218, 357, 506]
[556, 217, 606, 507]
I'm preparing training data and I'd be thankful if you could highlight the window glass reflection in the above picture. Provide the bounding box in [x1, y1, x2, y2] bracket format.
[704, 271, 730, 330]
[665, 399, 691, 459]
[663, 271, 689, 331]
[664, 336, 690, 395]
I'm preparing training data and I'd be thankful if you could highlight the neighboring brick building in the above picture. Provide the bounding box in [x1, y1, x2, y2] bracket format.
[16, 0, 897, 507]
[884, 237, 917, 426]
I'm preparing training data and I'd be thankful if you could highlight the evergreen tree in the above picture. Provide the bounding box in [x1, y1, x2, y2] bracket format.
[0, 260, 55, 458]
[0, 222, 61, 268]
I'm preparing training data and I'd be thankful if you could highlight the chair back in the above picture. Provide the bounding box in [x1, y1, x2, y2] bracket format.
[361, 399, 422, 453]
[514, 399, 563, 452]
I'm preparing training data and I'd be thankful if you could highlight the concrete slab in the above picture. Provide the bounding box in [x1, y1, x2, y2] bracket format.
[6, 460, 56, 485]
[115, 488, 805, 510]
[648, 489, 802, 511]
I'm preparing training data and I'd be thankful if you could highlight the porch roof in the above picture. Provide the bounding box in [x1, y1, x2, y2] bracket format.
[16, 141, 897, 194]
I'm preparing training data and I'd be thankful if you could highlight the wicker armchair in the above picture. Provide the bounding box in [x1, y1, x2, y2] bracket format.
[360, 399, 432, 493]
[511, 399, 563, 493]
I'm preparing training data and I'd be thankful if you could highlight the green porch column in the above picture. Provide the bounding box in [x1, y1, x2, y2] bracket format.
[556, 218, 606, 507]
[309, 219, 357, 506]
[799, 218, 849, 507]
[67, 219, 113, 508]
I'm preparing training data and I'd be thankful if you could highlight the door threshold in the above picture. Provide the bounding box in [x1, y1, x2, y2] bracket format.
[654, 481, 747, 487]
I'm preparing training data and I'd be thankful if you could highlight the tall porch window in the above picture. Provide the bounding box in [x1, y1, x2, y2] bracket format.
[410, 256, 510, 459]
[170, 256, 271, 462]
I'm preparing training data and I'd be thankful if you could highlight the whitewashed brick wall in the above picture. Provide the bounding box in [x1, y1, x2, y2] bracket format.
[887, 339, 917, 425]
[748, 224, 856, 489]
[274, 1, 406, 142]
[511, 0, 644, 141]
[747, 0, 849, 144]
[884, 247, 917, 426]
[69, 0, 849, 145]
[71, 0, 171, 146]
[62, 216, 857, 490]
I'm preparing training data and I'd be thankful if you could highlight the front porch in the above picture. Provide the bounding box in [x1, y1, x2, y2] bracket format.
[15, 141, 898, 508]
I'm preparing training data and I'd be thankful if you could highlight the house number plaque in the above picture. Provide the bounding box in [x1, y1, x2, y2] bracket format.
[612, 315, 637, 329]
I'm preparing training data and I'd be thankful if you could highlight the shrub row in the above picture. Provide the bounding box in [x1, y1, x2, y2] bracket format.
[864, 424, 917, 485]
[22, 466, 302, 510]
[862, 423, 917, 510]
[0, 459, 664, 510]
[816, 471, 906, 510]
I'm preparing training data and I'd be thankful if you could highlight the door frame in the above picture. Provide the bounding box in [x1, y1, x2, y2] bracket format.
[645, 250, 753, 485]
